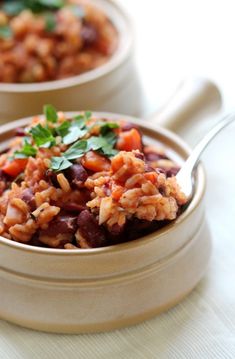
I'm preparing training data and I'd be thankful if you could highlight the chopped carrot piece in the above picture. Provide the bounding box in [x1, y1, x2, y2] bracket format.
[144, 172, 158, 183]
[116, 128, 142, 152]
[81, 151, 111, 172]
[112, 185, 124, 201]
[2, 159, 28, 177]
[111, 155, 124, 172]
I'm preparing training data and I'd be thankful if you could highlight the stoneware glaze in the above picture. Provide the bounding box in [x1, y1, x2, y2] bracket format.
[0, 0, 142, 123]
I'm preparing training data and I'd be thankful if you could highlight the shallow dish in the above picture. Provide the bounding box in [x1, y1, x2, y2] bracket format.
[0, 0, 142, 122]
[0, 112, 211, 333]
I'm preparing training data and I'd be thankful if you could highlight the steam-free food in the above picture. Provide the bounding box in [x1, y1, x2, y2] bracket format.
[0, 107, 187, 249]
[0, 0, 118, 83]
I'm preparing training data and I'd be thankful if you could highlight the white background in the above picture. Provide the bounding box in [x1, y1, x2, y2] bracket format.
[0, 1, 235, 358]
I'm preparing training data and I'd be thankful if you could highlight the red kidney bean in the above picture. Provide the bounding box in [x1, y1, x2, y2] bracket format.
[145, 152, 169, 162]
[0, 147, 10, 155]
[63, 203, 87, 212]
[45, 169, 59, 187]
[21, 188, 36, 211]
[77, 210, 106, 247]
[156, 167, 166, 175]
[0, 169, 9, 181]
[121, 123, 140, 132]
[144, 164, 156, 173]
[165, 167, 180, 177]
[109, 223, 123, 236]
[135, 152, 145, 161]
[81, 23, 98, 46]
[40, 215, 77, 236]
[0, 169, 9, 195]
[15, 128, 26, 137]
[65, 164, 88, 186]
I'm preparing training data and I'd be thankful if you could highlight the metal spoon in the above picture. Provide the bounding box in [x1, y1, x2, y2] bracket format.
[176, 113, 235, 198]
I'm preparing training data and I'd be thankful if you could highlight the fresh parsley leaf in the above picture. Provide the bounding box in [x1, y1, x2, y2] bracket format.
[100, 122, 119, 136]
[39, 0, 64, 9]
[13, 138, 37, 159]
[2, 1, 25, 16]
[57, 117, 88, 145]
[63, 140, 87, 160]
[56, 121, 71, 137]
[86, 136, 108, 151]
[63, 127, 87, 145]
[1, 0, 65, 16]
[73, 116, 87, 128]
[44, 12, 57, 32]
[50, 156, 72, 171]
[43, 104, 58, 123]
[0, 25, 13, 39]
[68, 4, 85, 18]
[29, 124, 56, 148]
[24, 0, 64, 13]
[100, 145, 118, 157]
[62, 118, 87, 145]
[103, 131, 117, 146]
[84, 111, 92, 120]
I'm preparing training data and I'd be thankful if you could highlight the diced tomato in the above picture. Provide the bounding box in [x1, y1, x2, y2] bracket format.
[112, 185, 124, 201]
[2, 159, 28, 178]
[116, 128, 142, 152]
[144, 172, 158, 183]
[111, 154, 124, 172]
[81, 151, 111, 172]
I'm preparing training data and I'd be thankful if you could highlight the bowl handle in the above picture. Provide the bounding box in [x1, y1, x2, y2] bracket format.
[146, 77, 222, 133]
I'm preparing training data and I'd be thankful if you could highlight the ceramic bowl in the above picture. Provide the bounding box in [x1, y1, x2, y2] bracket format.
[0, 112, 211, 333]
[0, 0, 142, 123]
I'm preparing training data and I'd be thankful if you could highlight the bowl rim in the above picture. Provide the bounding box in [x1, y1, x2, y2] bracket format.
[0, 0, 133, 93]
[0, 111, 206, 255]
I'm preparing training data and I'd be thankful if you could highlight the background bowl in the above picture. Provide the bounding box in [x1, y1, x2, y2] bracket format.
[0, 112, 211, 333]
[0, 0, 142, 123]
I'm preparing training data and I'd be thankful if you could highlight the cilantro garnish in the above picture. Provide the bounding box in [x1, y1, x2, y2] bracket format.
[63, 140, 87, 160]
[44, 12, 57, 32]
[2, 1, 25, 16]
[100, 122, 119, 136]
[11, 105, 120, 172]
[84, 111, 92, 120]
[68, 4, 85, 18]
[50, 133, 118, 171]
[29, 124, 56, 148]
[55, 116, 88, 145]
[1, 0, 65, 15]
[0, 25, 12, 39]
[13, 138, 37, 159]
[43, 104, 58, 123]
[63, 120, 88, 145]
[56, 121, 71, 138]
[50, 156, 72, 171]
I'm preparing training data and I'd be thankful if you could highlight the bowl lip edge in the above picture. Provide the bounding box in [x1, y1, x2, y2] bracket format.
[0, 111, 206, 256]
[0, 0, 133, 93]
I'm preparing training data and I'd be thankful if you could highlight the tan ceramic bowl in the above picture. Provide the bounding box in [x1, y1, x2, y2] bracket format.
[0, 112, 211, 333]
[0, 0, 142, 123]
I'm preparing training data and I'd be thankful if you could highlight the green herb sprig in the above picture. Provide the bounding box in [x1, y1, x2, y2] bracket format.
[14, 138, 37, 159]
[2, 0, 65, 16]
[12, 105, 120, 172]
[0, 25, 12, 39]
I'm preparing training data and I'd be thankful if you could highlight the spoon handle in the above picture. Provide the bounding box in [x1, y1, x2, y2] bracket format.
[176, 113, 235, 197]
[147, 77, 222, 133]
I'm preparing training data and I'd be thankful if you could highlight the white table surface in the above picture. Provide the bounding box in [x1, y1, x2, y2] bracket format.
[1, 1, 235, 358]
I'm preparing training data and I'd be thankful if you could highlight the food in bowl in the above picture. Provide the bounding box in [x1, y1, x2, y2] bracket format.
[0, 106, 187, 249]
[0, 0, 118, 83]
